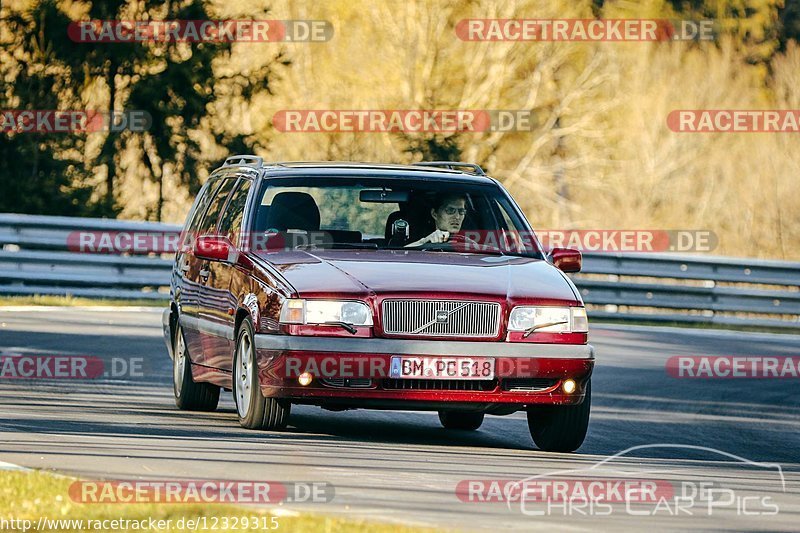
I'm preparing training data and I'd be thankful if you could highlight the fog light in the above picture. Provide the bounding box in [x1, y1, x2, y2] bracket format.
[563, 379, 577, 394]
[298, 372, 313, 386]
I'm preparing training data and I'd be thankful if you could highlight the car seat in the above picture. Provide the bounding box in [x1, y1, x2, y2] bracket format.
[264, 192, 321, 231]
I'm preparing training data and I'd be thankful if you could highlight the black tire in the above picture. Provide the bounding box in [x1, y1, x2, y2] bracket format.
[233, 317, 291, 430]
[173, 323, 220, 411]
[438, 410, 485, 431]
[527, 380, 591, 452]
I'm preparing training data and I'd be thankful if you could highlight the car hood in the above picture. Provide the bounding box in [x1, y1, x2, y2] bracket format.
[254, 249, 580, 305]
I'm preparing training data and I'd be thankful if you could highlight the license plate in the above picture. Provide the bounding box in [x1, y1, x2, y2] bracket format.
[389, 356, 495, 380]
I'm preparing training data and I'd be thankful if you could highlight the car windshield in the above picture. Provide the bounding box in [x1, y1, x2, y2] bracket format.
[247, 176, 544, 258]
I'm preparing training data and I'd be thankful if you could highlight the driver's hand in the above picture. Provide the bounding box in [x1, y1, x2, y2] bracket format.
[425, 230, 450, 243]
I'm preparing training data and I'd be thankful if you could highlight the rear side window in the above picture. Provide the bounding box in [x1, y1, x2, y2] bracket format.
[180, 178, 221, 249]
[218, 179, 252, 247]
[196, 177, 237, 236]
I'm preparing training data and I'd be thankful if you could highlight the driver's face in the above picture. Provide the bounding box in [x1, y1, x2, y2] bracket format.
[432, 198, 467, 233]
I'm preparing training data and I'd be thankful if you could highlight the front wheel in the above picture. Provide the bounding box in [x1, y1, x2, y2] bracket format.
[233, 317, 290, 430]
[438, 411, 484, 431]
[527, 380, 591, 452]
[173, 323, 220, 411]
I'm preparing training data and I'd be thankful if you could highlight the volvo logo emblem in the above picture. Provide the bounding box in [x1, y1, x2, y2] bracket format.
[412, 303, 470, 334]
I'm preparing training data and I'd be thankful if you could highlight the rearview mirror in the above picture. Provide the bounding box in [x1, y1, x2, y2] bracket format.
[549, 247, 582, 273]
[359, 189, 410, 203]
[193, 235, 234, 262]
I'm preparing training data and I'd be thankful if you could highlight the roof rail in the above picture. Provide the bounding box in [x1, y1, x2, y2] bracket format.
[412, 161, 486, 176]
[222, 155, 263, 168]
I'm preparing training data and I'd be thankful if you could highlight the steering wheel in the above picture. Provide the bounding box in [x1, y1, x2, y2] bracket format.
[419, 232, 478, 251]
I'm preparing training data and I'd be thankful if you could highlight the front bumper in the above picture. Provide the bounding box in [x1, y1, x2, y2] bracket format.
[254, 335, 594, 407]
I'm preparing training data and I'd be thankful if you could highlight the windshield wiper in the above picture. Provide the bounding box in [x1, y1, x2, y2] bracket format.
[295, 242, 379, 250]
[322, 321, 358, 334]
[411, 244, 507, 256]
[523, 320, 569, 338]
[385, 244, 538, 258]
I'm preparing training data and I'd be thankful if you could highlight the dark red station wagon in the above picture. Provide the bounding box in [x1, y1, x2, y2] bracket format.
[163, 157, 594, 451]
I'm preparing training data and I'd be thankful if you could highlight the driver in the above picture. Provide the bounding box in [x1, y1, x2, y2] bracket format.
[406, 193, 467, 247]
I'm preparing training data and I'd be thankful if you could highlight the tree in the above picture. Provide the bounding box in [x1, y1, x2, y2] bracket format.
[778, 0, 800, 49]
[0, 1, 98, 215]
[1, 0, 288, 220]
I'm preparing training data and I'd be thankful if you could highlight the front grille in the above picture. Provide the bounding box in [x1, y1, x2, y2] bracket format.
[502, 378, 558, 392]
[320, 378, 373, 388]
[381, 299, 501, 338]
[382, 379, 497, 391]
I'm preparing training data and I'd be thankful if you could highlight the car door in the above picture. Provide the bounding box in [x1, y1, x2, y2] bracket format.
[200, 176, 254, 371]
[177, 177, 222, 360]
[191, 176, 239, 368]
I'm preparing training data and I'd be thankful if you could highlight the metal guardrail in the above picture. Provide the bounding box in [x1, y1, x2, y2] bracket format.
[574, 253, 800, 329]
[0, 214, 176, 300]
[0, 214, 798, 330]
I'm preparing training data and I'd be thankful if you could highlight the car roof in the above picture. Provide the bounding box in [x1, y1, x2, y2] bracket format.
[265, 163, 496, 183]
[216, 160, 497, 184]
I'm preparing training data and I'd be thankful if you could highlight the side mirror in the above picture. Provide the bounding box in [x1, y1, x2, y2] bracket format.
[549, 247, 582, 273]
[193, 235, 234, 262]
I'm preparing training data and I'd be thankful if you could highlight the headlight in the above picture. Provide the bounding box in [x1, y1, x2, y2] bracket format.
[508, 306, 588, 335]
[279, 299, 373, 326]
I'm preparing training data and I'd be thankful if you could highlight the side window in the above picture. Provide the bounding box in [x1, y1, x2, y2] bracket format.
[493, 196, 542, 257]
[196, 178, 237, 236]
[496, 201, 515, 230]
[180, 178, 221, 249]
[496, 196, 529, 232]
[218, 179, 252, 247]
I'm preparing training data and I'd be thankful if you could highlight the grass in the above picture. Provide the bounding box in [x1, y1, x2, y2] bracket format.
[0, 470, 442, 533]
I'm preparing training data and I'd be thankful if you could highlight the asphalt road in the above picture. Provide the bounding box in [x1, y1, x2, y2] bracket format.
[0, 307, 798, 531]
